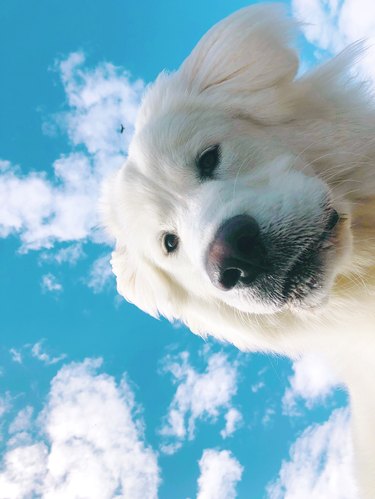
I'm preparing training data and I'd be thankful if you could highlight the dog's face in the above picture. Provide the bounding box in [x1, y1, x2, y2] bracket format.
[104, 6, 353, 340]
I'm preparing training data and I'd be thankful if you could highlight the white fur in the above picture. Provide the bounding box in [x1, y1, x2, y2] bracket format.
[103, 5, 375, 497]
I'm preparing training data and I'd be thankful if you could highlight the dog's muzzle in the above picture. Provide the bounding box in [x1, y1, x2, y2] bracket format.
[205, 209, 340, 302]
[206, 215, 268, 290]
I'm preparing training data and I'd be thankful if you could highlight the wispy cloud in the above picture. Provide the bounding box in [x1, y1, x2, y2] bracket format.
[8, 406, 34, 435]
[0, 394, 11, 418]
[0, 52, 144, 252]
[261, 406, 276, 428]
[250, 380, 265, 394]
[220, 408, 243, 439]
[9, 348, 22, 364]
[0, 358, 160, 498]
[30, 341, 66, 366]
[159, 351, 240, 454]
[10, 341, 66, 367]
[39, 243, 85, 266]
[41, 273, 63, 293]
[86, 253, 114, 293]
[267, 408, 357, 498]
[8, 407, 34, 447]
[197, 449, 243, 499]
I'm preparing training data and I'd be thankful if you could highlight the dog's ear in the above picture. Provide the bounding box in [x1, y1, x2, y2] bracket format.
[178, 4, 298, 121]
[180, 4, 298, 92]
[111, 246, 186, 321]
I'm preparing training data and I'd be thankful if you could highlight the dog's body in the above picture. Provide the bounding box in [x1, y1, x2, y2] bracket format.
[104, 5, 375, 497]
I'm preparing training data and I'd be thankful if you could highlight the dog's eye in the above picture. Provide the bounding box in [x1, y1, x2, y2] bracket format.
[163, 233, 179, 254]
[197, 145, 220, 180]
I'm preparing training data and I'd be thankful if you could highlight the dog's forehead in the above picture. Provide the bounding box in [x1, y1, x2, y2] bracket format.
[124, 108, 230, 215]
[129, 104, 237, 176]
[115, 162, 175, 257]
[123, 158, 182, 210]
[120, 154, 192, 244]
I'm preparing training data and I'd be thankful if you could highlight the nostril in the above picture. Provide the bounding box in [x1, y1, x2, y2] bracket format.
[220, 268, 242, 290]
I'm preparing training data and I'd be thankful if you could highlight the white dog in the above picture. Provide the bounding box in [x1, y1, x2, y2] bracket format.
[104, 5, 375, 497]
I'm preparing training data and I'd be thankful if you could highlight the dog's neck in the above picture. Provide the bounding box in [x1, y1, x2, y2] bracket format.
[287, 197, 375, 499]
[321, 320, 375, 499]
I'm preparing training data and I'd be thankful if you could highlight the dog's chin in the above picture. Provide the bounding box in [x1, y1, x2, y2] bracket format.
[221, 214, 352, 316]
[222, 271, 334, 316]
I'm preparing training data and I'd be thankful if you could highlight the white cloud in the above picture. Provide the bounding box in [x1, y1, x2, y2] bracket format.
[250, 380, 265, 393]
[292, 0, 345, 53]
[197, 449, 243, 499]
[7, 407, 35, 448]
[0, 166, 54, 245]
[0, 394, 11, 418]
[9, 341, 66, 367]
[0, 153, 101, 251]
[39, 243, 85, 265]
[9, 407, 34, 435]
[292, 0, 375, 82]
[41, 273, 63, 293]
[159, 351, 240, 453]
[220, 408, 243, 439]
[262, 407, 276, 427]
[0, 358, 160, 498]
[0, 443, 49, 498]
[0, 52, 144, 251]
[58, 52, 143, 157]
[30, 341, 66, 366]
[86, 253, 114, 293]
[9, 348, 22, 364]
[282, 354, 340, 416]
[250, 366, 267, 394]
[0, 160, 12, 170]
[267, 407, 358, 499]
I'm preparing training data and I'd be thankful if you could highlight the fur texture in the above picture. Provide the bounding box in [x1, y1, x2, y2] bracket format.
[103, 5, 375, 497]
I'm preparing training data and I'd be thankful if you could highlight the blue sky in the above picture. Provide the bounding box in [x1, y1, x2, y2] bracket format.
[0, 1, 374, 497]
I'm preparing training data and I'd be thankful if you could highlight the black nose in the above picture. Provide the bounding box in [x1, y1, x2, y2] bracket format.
[206, 215, 267, 290]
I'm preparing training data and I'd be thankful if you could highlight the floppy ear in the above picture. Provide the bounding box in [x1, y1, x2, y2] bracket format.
[178, 4, 299, 122]
[180, 4, 298, 92]
[111, 246, 187, 321]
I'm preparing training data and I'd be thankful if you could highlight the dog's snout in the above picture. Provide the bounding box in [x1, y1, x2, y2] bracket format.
[206, 215, 267, 290]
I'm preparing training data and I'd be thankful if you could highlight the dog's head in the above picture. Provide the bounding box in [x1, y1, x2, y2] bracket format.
[104, 5, 359, 349]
